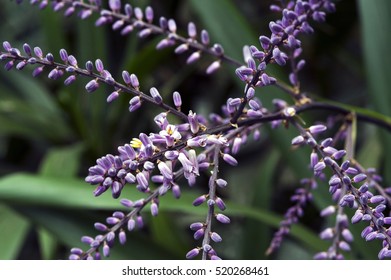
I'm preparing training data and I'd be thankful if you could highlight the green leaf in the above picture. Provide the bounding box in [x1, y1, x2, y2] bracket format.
[0, 173, 325, 256]
[37, 227, 58, 260]
[15, 206, 175, 259]
[39, 143, 85, 178]
[0, 203, 30, 259]
[239, 149, 280, 258]
[358, 0, 391, 182]
[0, 173, 142, 210]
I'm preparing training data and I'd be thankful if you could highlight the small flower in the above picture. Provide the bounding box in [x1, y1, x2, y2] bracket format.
[186, 248, 200, 259]
[308, 124, 327, 134]
[222, 153, 238, 166]
[85, 79, 99, 93]
[215, 213, 230, 224]
[192, 195, 207, 206]
[210, 232, 222, 243]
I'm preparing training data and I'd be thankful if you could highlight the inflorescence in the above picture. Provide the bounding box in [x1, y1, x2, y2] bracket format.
[2, 0, 391, 260]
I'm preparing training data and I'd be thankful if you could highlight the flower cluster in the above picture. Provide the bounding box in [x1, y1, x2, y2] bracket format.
[2, 0, 391, 260]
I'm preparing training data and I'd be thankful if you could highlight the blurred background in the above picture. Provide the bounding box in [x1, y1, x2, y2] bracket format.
[0, 0, 390, 259]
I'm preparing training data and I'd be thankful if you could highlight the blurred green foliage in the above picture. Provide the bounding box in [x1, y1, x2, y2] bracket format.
[0, 0, 390, 260]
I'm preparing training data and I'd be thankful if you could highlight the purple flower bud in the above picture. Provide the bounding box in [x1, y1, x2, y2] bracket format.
[122, 70, 131, 85]
[16, 61, 27, 70]
[313, 161, 326, 172]
[136, 172, 149, 190]
[145, 6, 154, 23]
[107, 91, 120, 103]
[351, 210, 363, 224]
[168, 19, 177, 33]
[246, 87, 255, 99]
[188, 110, 200, 134]
[361, 226, 373, 238]
[193, 195, 206, 206]
[48, 68, 59, 80]
[201, 29, 210, 45]
[259, 35, 271, 50]
[143, 161, 154, 171]
[174, 43, 189, 54]
[249, 99, 262, 111]
[375, 204, 386, 213]
[81, 236, 94, 245]
[172, 91, 182, 108]
[320, 205, 335, 217]
[339, 241, 351, 251]
[216, 178, 227, 188]
[187, 22, 197, 38]
[138, 28, 152, 38]
[3, 41, 12, 52]
[63, 75, 77, 87]
[33, 46, 43, 58]
[190, 222, 204, 231]
[94, 222, 108, 232]
[133, 7, 143, 20]
[369, 195, 385, 204]
[272, 47, 287, 66]
[206, 60, 221, 74]
[213, 43, 224, 55]
[64, 6, 75, 17]
[120, 199, 133, 208]
[95, 59, 104, 72]
[129, 96, 141, 112]
[362, 214, 371, 221]
[365, 231, 378, 242]
[332, 149, 347, 160]
[111, 181, 123, 198]
[45, 53, 54, 63]
[215, 197, 226, 211]
[67, 55, 78, 67]
[353, 173, 367, 183]
[345, 167, 359, 176]
[320, 228, 334, 240]
[109, 0, 121, 11]
[70, 248, 83, 256]
[328, 176, 341, 186]
[136, 215, 144, 228]
[291, 135, 305, 145]
[210, 232, 222, 243]
[150, 87, 163, 104]
[127, 219, 135, 231]
[32, 66, 44, 77]
[172, 184, 181, 198]
[151, 202, 159, 216]
[186, 248, 200, 259]
[124, 3, 132, 17]
[130, 74, 139, 88]
[186, 51, 201, 64]
[158, 161, 173, 180]
[314, 252, 328, 260]
[341, 160, 350, 171]
[342, 228, 354, 243]
[308, 124, 327, 134]
[216, 213, 230, 224]
[222, 153, 238, 166]
[121, 25, 134, 36]
[119, 231, 126, 245]
[269, 21, 284, 34]
[297, 59, 306, 70]
[193, 228, 204, 240]
[85, 79, 99, 93]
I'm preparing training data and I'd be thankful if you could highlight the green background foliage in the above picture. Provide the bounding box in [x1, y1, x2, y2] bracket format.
[0, 0, 389, 259]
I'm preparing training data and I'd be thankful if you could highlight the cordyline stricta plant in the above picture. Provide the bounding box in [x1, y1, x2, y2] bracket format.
[1, 0, 391, 260]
